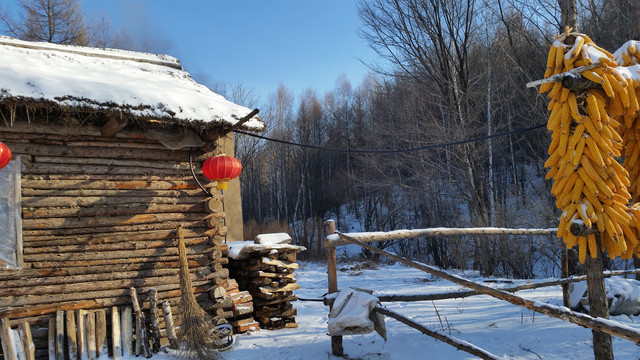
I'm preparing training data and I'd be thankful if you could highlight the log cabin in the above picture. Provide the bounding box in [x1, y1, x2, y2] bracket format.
[0, 36, 265, 359]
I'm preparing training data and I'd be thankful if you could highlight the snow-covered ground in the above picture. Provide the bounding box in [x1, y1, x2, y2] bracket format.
[218, 261, 640, 360]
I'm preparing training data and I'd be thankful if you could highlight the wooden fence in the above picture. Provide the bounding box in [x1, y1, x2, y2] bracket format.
[323, 220, 640, 359]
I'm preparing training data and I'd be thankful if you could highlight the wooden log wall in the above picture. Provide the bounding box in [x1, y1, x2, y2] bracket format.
[0, 118, 231, 359]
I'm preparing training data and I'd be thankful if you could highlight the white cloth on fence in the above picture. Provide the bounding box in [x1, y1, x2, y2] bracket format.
[328, 288, 386, 340]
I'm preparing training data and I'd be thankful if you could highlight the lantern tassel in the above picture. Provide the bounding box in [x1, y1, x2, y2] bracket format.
[216, 182, 228, 190]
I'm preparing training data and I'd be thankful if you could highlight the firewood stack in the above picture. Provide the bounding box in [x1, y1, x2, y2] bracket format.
[226, 234, 306, 330]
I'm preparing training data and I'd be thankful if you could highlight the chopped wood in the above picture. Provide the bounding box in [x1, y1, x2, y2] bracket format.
[129, 288, 142, 356]
[17, 322, 35, 360]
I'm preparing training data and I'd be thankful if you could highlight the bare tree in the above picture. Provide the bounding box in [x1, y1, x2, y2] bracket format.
[0, 0, 88, 45]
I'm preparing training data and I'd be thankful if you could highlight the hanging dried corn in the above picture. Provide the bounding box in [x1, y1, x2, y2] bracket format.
[540, 29, 640, 262]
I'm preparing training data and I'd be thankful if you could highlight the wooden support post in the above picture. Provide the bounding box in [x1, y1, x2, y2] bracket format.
[1, 317, 17, 360]
[66, 310, 78, 360]
[161, 301, 178, 349]
[111, 307, 121, 360]
[120, 307, 133, 357]
[55, 311, 64, 360]
[17, 322, 35, 360]
[95, 310, 108, 359]
[586, 235, 613, 360]
[48, 318, 56, 360]
[324, 219, 343, 357]
[148, 288, 161, 353]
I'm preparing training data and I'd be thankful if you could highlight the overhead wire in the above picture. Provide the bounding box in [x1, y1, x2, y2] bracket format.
[232, 123, 546, 154]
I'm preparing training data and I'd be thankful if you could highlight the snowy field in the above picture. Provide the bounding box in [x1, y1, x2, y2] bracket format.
[216, 261, 640, 360]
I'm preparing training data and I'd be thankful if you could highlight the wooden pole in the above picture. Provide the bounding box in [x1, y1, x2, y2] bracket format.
[586, 235, 613, 360]
[336, 232, 640, 344]
[76, 310, 88, 360]
[48, 318, 56, 360]
[129, 288, 143, 356]
[561, 249, 571, 308]
[148, 288, 161, 353]
[324, 220, 343, 357]
[375, 307, 503, 360]
[85, 312, 96, 360]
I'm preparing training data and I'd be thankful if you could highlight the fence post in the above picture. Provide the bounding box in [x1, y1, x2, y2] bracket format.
[324, 220, 343, 356]
[586, 234, 613, 360]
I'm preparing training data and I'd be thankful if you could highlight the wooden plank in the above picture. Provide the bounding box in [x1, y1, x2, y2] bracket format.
[21, 179, 197, 191]
[120, 307, 133, 357]
[22, 220, 206, 237]
[47, 318, 55, 360]
[17, 322, 35, 360]
[129, 289, 142, 356]
[95, 310, 107, 359]
[1, 317, 17, 360]
[22, 212, 204, 231]
[22, 203, 203, 219]
[76, 310, 88, 360]
[85, 312, 96, 360]
[161, 302, 178, 349]
[55, 311, 64, 360]
[111, 307, 121, 360]
[65, 310, 77, 360]
[21, 227, 208, 247]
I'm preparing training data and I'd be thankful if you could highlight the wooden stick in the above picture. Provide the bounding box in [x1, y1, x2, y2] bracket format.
[65, 310, 77, 360]
[76, 310, 88, 360]
[95, 310, 108, 359]
[324, 220, 343, 357]
[376, 306, 502, 359]
[586, 235, 613, 360]
[120, 307, 133, 357]
[161, 301, 178, 349]
[55, 311, 64, 360]
[85, 312, 96, 360]
[17, 322, 35, 360]
[48, 318, 55, 360]
[336, 232, 640, 345]
[1, 317, 17, 360]
[111, 307, 121, 360]
[525, 63, 600, 88]
[129, 288, 143, 356]
[148, 289, 160, 353]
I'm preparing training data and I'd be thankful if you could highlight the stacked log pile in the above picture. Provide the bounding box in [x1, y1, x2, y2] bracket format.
[227, 238, 305, 330]
[0, 118, 230, 359]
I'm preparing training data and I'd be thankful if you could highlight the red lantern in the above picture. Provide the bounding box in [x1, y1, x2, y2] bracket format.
[202, 155, 242, 190]
[0, 142, 11, 170]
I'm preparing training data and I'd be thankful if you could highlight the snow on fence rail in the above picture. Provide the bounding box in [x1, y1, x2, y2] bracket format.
[322, 221, 640, 358]
[324, 226, 557, 248]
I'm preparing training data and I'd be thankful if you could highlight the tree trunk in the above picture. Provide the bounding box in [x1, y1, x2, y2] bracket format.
[558, 0, 578, 32]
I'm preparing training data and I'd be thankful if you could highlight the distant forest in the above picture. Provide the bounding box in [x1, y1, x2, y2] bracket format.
[233, 0, 640, 276]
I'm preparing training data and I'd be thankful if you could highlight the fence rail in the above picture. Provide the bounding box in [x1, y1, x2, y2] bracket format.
[323, 221, 640, 358]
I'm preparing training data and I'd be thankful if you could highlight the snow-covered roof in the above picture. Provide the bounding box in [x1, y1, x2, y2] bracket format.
[0, 36, 265, 131]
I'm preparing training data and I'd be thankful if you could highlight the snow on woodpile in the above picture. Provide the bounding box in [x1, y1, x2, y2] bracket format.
[570, 277, 640, 316]
[0, 36, 265, 130]
[227, 240, 305, 260]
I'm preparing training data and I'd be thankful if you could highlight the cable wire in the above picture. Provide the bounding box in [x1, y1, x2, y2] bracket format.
[233, 123, 546, 154]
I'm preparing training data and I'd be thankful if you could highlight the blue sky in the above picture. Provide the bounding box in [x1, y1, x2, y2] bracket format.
[81, 1, 380, 106]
